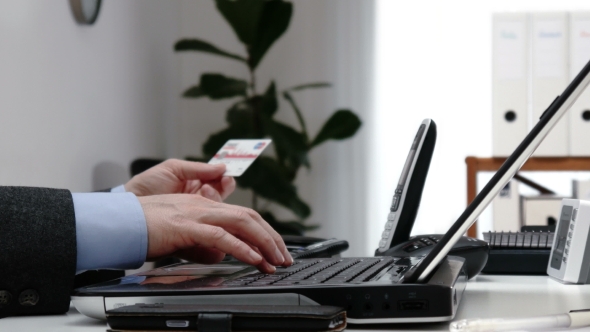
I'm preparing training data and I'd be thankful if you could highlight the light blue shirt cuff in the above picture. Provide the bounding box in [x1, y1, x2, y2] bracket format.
[111, 184, 126, 193]
[73, 191, 148, 273]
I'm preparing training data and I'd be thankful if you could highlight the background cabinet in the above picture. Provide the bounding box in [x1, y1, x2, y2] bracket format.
[465, 156, 590, 237]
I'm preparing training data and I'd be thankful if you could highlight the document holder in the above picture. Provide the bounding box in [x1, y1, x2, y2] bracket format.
[106, 303, 347, 332]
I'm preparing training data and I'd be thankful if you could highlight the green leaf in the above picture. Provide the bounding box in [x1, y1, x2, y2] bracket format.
[226, 100, 255, 126]
[237, 157, 311, 219]
[285, 82, 332, 91]
[311, 109, 362, 147]
[260, 81, 278, 117]
[215, 0, 265, 46]
[200, 74, 248, 99]
[264, 119, 309, 172]
[182, 85, 205, 98]
[282, 91, 308, 142]
[244, 82, 277, 133]
[249, 0, 293, 70]
[174, 38, 247, 63]
[215, 0, 292, 70]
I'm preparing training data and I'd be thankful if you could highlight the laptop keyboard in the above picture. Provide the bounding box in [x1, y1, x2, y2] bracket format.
[223, 257, 406, 287]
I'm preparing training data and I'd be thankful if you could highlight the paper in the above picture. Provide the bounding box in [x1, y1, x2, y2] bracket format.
[208, 139, 272, 176]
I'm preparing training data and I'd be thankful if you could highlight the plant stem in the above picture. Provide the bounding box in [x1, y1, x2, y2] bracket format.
[249, 67, 263, 137]
[249, 67, 257, 96]
[283, 92, 309, 143]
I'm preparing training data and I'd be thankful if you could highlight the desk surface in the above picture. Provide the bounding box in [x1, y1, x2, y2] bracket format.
[3, 275, 590, 332]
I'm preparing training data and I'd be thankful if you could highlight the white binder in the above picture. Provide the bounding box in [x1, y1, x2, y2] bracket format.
[573, 178, 590, 199]
[569, 12, 590, 156]
[492, 180, 521, 232]
[492, 13, 529, 157]
[531, 12, 570, 156]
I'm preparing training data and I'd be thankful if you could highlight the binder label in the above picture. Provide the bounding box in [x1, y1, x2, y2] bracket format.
[534, 20, 566, 78]
[495, 21, 527, 80]
[571, 20, 590, 75]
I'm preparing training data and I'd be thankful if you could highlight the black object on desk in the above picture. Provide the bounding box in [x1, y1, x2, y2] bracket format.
[481, 226, 555, 275]
[379, 234, 489, 279]
[106, 303, 347, 332]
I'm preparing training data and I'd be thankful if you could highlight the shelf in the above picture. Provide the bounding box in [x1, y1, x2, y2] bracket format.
[465, 156, 590, 237]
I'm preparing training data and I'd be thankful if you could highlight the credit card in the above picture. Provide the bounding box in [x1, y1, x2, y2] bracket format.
[208, 139, 272, 176]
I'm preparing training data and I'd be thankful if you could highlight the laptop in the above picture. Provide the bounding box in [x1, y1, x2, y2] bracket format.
[72, 58, 590, 324]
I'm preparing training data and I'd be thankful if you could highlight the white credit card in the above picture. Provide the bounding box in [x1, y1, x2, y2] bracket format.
[208, 139, 272, 176]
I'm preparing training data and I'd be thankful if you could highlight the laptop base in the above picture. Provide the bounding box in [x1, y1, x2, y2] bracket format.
[73, 256, 467, 324]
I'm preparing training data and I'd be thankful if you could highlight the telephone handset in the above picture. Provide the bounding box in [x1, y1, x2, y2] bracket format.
[374, 119, 488, 279]
[375, 119, 437, 254]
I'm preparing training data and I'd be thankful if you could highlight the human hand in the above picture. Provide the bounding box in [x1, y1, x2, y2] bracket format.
[125, 159, 236, 202]
[138, 194, 293, 274]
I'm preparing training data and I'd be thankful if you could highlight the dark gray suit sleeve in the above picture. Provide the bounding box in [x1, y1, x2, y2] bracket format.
[0, 187, 76, 318]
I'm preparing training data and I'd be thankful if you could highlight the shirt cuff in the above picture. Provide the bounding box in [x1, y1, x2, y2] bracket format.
[110, 184, 126, 193]
[73, 192, 148, 273]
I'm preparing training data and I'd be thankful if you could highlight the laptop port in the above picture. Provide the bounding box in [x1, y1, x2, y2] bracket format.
[364, 303, 373, 311]
[398, 300, 429, 311]
[382, 302, 391, 310]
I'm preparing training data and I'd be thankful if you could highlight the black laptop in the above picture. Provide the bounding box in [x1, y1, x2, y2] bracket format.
[72, 58, 590, 324]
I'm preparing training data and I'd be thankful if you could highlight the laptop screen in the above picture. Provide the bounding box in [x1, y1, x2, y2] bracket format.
[402, 58, 590, 284]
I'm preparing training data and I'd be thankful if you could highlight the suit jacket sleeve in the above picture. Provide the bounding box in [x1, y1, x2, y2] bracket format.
[0, 187, 76, 318]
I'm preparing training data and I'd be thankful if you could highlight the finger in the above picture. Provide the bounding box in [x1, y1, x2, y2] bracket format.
[183, 180, 203, 194]
[247, 245, 276, 274]
[197, 184, 223, 202]
[237, 209, 293, 266]
[198, 178, 231, 200]
[219, 176, 236, 200]
[255, 258, 277, 274]
[167, 159, 226, 182]
[185, 224, 264, 266]
[207, 207, 286, 266]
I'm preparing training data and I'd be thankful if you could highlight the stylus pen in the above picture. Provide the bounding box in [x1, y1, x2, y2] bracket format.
[449, 310, 590, 332]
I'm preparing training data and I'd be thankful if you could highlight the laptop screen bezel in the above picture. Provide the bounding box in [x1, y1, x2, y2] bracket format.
[402, 58, 590, 283]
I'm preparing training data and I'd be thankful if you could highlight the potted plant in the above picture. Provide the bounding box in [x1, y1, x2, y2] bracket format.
[174, 0, 361, 235]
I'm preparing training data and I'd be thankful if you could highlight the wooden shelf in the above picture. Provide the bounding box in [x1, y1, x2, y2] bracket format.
[465, 156, 590, 237]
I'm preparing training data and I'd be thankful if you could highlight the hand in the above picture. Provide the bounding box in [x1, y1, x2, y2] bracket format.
[125, 159, 236, 202]
[138, 194, 293, 274]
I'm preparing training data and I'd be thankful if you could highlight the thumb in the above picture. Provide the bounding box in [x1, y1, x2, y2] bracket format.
[171, 160, 226, 182]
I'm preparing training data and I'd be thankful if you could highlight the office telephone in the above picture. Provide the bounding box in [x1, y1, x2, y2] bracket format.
[374, 119, 488, 279]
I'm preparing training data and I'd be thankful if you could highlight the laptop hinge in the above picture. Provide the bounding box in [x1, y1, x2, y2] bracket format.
[198, 313, 232, 332]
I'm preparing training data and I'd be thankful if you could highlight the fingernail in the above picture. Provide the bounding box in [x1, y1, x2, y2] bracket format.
[249, 250, 262, 263]
[275, 248, 285, 264]
[284, 251, 294, 265]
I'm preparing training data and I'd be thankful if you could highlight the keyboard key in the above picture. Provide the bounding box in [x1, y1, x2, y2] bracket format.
[228, 257, 400, 287]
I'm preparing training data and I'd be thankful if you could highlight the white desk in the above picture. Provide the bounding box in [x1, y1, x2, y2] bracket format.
[3, 275, 590, 331]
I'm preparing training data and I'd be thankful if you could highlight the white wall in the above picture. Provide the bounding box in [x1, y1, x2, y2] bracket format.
[176, 0, 375, 256]
[0, 0, 181, 191]
[369, 0, 590, 254]
[0, 0, 375, 257]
